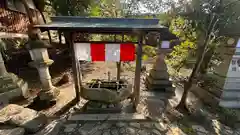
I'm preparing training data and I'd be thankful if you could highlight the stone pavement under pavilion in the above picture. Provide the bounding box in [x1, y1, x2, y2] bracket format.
[52, 62, 169, 135]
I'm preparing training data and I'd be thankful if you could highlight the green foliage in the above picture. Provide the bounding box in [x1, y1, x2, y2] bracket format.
[122, 0, 174, 15]
[89, 5, 101, 17]
[167, 0, 240, 75]
[166, 17, 197, 71]
[142, 45, 156, 61]
[215, 107, 240, 127]
[170, 17, 197, 41]
[166, 40, 196, 71]
[50, 0, 92, 16]
[171, 0, 240, 108]
[89, 0, 123, 17]
[157, 13, 173, 26]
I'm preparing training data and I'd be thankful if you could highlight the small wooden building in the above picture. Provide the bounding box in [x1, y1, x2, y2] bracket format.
[0, 0, 42, 34]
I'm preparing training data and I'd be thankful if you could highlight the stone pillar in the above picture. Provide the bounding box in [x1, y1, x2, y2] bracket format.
[0, 39, 28, 103]
[217, 37, 240, 108]
[146, 41, 175, 98]
[197, 37, 240, 108]
[27, 40, 59, 101]
[0, 51, 7, 76]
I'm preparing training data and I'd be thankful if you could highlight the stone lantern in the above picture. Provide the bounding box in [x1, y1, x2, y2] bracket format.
[0, 39, 28, 104]
[26, 39, 59, 102]
[146, 35, 176, 98]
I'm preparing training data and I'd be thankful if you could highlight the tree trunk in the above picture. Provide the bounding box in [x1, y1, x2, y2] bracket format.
[177, 80, 192, 110]
[176, 19, 216, 110]
[39, 11, 52, 43]
[200, 48, 214, 74]
[176, 50, 203, 110]
[21, 0, 41, 40]
[21, 0, 34, 25]
[176, 35, 214, 110]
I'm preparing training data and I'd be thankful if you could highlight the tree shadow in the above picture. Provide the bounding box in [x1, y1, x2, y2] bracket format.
[162, 98, 238, 135]
[5, 47, 94, 89]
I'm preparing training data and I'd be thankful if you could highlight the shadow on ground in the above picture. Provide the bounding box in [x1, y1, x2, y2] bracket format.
[5, 48, 94, 90]
[164, 85, 238, 135]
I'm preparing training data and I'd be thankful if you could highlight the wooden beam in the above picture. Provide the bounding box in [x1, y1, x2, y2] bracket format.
[116, 62, 121, 81]
[0, 32, 28, 38]
[133, 34, 143, 109]
[67, 32, 81, 102]
[74, 41, 138, 44]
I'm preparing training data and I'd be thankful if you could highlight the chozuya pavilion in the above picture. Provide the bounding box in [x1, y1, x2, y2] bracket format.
[29, 16, 177, 112]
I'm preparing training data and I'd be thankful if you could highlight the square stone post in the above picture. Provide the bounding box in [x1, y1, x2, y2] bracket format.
[217, 37, 240, 108]
[27, 40, 59, 101]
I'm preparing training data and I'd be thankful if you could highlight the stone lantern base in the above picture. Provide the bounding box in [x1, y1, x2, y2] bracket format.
[146, 68, 175, 98]
[0, 73, 28, 102]
[29, 60, 59, 102]
[38, 86, 59, 101]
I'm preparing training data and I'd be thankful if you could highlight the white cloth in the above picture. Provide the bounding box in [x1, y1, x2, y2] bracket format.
[105, 44, 120, 62]
[74, 43, 91, 61]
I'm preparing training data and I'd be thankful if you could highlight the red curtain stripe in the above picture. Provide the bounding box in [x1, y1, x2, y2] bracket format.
[90, 43, 105, 61]
[120, 43, 135, 61]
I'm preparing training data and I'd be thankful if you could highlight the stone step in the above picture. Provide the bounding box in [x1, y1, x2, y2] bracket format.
[146, 84, 175, 91]
[146, 77, 172, 85]
[0, 126, 25, 135]
[221, 91, 240, 100]
[0, 78, 24, 93]
[149, 70, 170, 79]
[146, 79, 175, 93]
[83, 102, 123, 114]
[82, 107, 122, 114]
[219, 100, 240, 108]
[0, 74, 19, 88]
[146, 81, 173, 89]
[68, 113, 148, 121]
[0, 73, 18, 83]
[140, 91, 175, 99]
[0, 81, 28, 102]
[0, 104, 47, 133]
[222, 89, 240, 92]
[191, 84, 220, 107]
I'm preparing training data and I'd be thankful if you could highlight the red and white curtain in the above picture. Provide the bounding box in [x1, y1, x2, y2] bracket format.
[74, 43, 135, 61]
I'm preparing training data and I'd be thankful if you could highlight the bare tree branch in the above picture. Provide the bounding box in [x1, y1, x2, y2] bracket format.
[223, 0, 240, 9]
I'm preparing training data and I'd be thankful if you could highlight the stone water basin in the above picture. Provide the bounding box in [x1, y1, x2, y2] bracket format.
[80, 79, 132, 103]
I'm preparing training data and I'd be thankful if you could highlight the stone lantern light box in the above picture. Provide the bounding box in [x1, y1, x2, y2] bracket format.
[161, 41, 170, 49]
[27, 40, 51, 61]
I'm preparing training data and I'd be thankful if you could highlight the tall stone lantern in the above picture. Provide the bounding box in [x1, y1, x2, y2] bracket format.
[146, 33, 176, 98]
[26, 39, 59, 102]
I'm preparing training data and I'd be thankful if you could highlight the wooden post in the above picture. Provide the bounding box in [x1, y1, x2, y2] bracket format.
[114, 34, 117, 41]
[67, 32, 81, 102]
[59, 31, 62, 45]
[116, 62, 121, 80]
[133, 34, 143, 109]
[116, 34, 121, 81]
